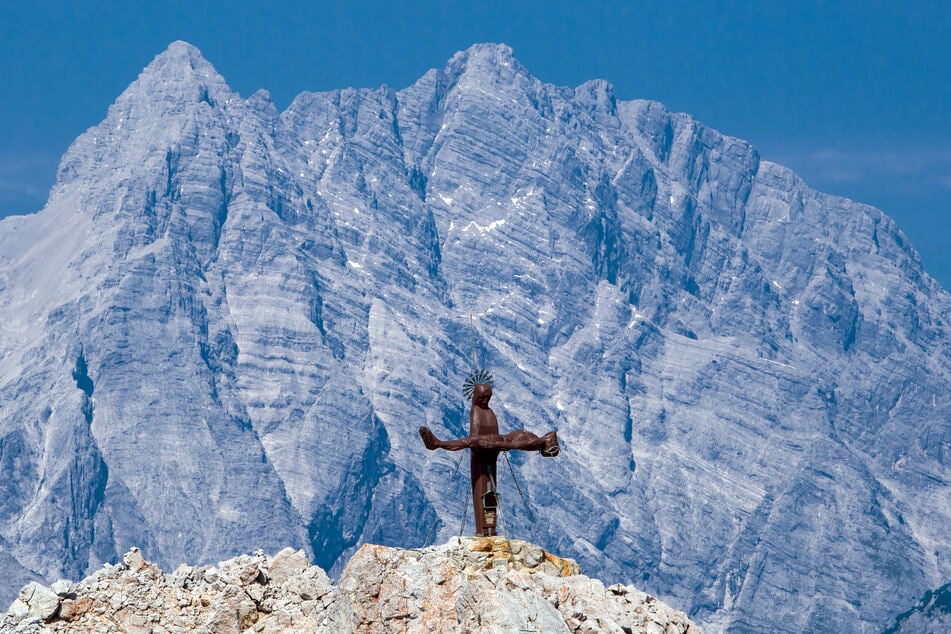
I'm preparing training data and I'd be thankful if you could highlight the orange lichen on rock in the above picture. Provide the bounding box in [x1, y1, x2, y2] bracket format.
[464, 535, 580, 576]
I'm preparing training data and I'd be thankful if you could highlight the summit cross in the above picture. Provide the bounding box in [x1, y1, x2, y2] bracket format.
[419, 382, 560, 537]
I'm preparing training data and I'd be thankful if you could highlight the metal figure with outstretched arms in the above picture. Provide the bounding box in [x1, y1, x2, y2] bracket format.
[419, 371, 559, 536]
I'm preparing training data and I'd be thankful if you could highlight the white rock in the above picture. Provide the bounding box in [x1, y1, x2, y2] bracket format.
[50, 580, 72, 597]
[6, 598, 29, 620]
[267, 548, 311, 585]
[17, 582, 60, 621]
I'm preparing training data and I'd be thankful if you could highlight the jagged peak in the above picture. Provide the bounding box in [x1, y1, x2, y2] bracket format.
[50, 40, 236, 193]
[457, 42, 516, 62]
[116, 40, 233, 108]
[145, 40, 220, 78]
[444, 42, 532, 84]
[574, 78, 619, 115]
[157, 40, 205, 63]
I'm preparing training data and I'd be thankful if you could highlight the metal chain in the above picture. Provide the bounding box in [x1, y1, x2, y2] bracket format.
[503, 451, 542, 544]
[458, 479, 470, 537]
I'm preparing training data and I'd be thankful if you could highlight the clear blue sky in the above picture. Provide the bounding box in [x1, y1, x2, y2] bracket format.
[2, 1, 949, 289]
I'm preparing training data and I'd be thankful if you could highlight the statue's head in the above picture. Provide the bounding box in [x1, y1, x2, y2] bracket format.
[472, 383, 492, 407]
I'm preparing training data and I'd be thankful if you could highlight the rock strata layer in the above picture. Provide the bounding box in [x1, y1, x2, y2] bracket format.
[3, 541, 701, 633]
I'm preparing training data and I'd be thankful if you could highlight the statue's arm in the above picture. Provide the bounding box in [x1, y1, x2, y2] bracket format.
[419, 427, 471, 451]
[419, 427, 559, 457]
[473, 430, 560, 456]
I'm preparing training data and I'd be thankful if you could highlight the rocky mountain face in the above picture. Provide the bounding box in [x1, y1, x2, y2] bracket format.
[2, 538, 702, 633]
[883, 582, 951, 634]
[0, 41, 949, 632]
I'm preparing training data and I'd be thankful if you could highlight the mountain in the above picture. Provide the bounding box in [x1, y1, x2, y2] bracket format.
[0, 41, 949, 632]
[883, 581, 951, 634]
[2, 538, 702, 633]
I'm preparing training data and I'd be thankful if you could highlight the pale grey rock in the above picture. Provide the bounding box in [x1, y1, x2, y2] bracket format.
[14, 582, 59, 622]
[0, 40, 949, 633]
[49, 580, 72, 597]
[1, 548, 351, 633]
[266, 547, 311, 585]
[6, 598, 29, 620]
[337, 536, 700, 633]
[122, 547, 147, 574]
[3, 543, 694, 633]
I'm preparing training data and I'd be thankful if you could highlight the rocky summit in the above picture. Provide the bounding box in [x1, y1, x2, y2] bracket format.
[1, 40, 949, 632]
[2, 539, 701, 633]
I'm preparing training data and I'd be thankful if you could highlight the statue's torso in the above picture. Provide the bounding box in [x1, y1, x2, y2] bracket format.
[470, 406, 499, 437]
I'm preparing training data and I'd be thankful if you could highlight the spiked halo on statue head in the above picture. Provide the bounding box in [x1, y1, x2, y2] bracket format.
[463, 369, 493, 400]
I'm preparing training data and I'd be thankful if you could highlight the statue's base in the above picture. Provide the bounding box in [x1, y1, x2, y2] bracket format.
[452, 535, 581, 578]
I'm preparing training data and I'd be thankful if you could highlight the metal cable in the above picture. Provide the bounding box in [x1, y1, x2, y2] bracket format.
[503, 451, 542, 545]
[488, 469, 506, 538]
[458, 479, 470, 537]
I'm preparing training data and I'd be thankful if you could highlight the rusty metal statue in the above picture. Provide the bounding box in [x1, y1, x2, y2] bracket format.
[419, 376, 559, 537]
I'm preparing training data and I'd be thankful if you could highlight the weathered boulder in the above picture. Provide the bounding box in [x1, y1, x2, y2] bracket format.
[7, 582, 60, 625]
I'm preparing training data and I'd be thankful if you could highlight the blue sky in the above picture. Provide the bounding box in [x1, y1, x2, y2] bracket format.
[2, 1, 949, 289]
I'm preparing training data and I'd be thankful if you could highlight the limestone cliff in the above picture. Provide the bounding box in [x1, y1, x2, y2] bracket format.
[7, 40, 946, 631]
[3, 539, 701, 633]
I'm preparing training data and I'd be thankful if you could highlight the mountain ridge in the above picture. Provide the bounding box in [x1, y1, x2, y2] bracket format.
[3, 538, 703, 633]
[0, 41, 948, 633]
